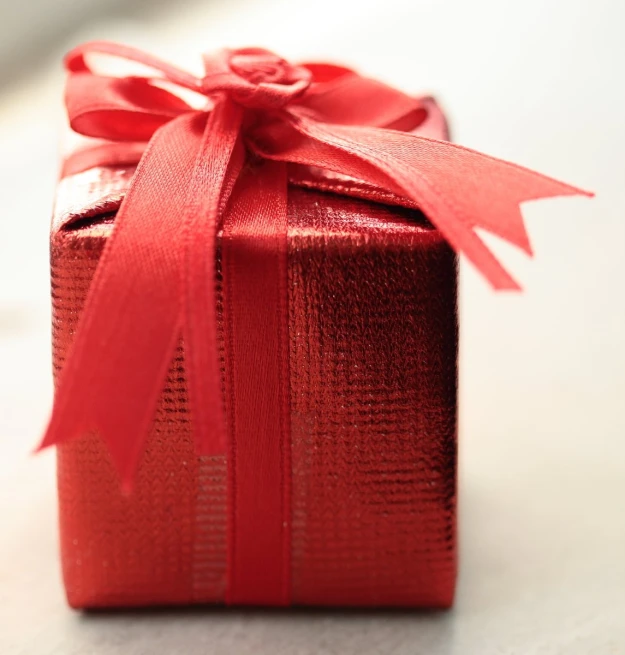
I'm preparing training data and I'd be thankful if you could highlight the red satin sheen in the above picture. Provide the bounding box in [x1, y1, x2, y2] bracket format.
[40, 41, 591, 605]
[222, 160, 291, 605]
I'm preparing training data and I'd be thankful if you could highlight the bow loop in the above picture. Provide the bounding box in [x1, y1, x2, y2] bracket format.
[66, 74, 193, 141]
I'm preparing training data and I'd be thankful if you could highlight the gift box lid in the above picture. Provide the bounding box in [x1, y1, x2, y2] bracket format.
[52, 96, 449, 235]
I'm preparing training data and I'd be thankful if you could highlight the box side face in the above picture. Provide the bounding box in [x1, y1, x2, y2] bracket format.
[287, 189, 458, 607]
[51, 171, 457, 608]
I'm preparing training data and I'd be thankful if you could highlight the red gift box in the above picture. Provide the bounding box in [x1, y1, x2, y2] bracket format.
[42, 42, 589, 609]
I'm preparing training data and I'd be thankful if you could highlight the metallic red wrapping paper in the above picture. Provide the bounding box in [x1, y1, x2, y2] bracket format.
[51, 135, 458, 608]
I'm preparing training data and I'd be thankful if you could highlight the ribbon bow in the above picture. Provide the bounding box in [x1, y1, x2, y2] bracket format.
[39, 41, 590, 487]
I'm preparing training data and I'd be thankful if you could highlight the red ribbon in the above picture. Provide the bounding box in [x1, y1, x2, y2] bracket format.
[39, 42, 590, 604]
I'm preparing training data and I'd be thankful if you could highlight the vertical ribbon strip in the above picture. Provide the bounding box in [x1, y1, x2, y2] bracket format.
[222, 160, 291, 605]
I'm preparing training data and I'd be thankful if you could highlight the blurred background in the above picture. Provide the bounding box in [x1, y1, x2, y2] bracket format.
[0, 0, 623, 654]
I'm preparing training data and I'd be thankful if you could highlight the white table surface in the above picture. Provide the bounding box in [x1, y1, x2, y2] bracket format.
[1, 0, 624, 653]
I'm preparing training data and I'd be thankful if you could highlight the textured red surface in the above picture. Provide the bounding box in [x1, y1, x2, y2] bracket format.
[51, 163, 458, 608]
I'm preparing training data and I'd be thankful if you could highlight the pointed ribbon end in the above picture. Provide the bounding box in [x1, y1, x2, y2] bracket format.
[105, 437, 144, 493]
[558, 179, 594, 198]
[120, 478, 136, 496]
[35, 409, 144, 493]
[34, 413, 75, 454]
[556, 184, 595, 200]
[527, 178, 595, 202]
[32, 440, 49, 456]
[492, 276, 523, 293]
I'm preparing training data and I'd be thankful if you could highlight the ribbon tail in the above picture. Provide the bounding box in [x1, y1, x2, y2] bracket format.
[38, 112, 207, 489]
[180, 97, 245, 456]
[251, 117, 592, 290]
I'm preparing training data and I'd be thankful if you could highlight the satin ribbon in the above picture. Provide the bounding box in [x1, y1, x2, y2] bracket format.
[39, 41, 590, 604]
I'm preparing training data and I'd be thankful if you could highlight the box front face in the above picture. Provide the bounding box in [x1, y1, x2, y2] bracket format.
[51, 168, 457, 608]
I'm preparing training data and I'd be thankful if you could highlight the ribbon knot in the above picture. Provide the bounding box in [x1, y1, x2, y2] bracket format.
[40, 40, 591, 491]
[200, 47, 312, 110]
